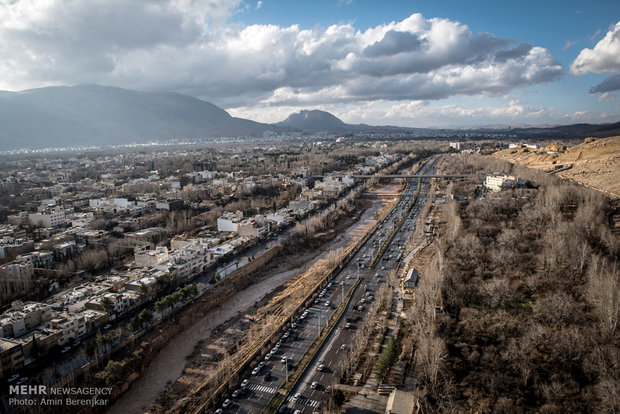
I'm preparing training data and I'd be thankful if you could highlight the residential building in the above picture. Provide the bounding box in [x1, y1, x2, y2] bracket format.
[28, 207, 66, 227]
[0, 338, 24, 378]
[134, 246, 169, 268]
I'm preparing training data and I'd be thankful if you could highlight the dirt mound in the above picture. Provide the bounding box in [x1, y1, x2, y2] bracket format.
[542, 142, 566, 152]
[493, 136, 620, 200]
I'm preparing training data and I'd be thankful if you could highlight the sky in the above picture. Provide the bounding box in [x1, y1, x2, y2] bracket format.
[0, 0, 619, 128]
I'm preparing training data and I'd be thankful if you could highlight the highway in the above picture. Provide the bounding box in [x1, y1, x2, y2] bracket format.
[220, 158, 436, 414]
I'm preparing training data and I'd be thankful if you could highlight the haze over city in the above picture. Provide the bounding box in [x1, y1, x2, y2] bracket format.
[1, 0, 619, 129]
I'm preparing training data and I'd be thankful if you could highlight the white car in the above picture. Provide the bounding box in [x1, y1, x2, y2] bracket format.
[222, 399, 232, 408]
[317, 364, 325, 371]
[281, 356, 288, 363]
[310, 381, 318, 389]
[241, 379, 249, 388]
[252, 367, 260, 375]
[293, 393, 301, 401]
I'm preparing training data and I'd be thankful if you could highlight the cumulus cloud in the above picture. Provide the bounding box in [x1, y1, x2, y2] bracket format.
[0, 3, 562, 109]
[590, 73, 620, 93]
[571, 21, 620, 75]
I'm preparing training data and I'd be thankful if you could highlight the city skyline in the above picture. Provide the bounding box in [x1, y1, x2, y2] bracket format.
[1, 0, 619, 129]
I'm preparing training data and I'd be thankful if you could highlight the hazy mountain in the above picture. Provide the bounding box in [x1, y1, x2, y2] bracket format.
[508, 122, 620, 139]
[0, 85, 281, 150]
[275, 109, 348, 132]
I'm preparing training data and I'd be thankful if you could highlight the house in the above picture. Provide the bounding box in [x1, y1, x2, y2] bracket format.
[484, 174, 525, 192]
[217, 211, 243, 233]
[0, 338, 24, 378]
[403, 268, 419, 290]
[134, 246, 169, 268]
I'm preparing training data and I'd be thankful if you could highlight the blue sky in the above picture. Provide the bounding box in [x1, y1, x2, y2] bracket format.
[1, 0, 619, 127]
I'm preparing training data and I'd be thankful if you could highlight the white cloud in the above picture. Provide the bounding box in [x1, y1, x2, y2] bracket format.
[571, 21, 620, 75]
[597, 92, 615, 102]
[563, 40, 577, 51]
[0, 3, 562, 110]
[256, 1, 262, 9]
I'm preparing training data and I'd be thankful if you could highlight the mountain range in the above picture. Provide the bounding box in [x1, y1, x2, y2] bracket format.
[0, 85, 618, 150]
[0, 85, 280, 150]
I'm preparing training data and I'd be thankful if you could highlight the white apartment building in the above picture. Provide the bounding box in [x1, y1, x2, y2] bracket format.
[28, 207, 66, 227]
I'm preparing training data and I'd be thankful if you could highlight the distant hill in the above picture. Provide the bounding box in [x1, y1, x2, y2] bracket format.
[275, 109, 348, 132]
[508, 122, 620, 139]
[493, 135, 620, 200]
[275, 109, 433, 134]
[0, 85, 281, 150]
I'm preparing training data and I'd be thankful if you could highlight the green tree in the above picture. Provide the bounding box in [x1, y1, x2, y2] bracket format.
[104, 360, 124, 384]
[332, 389, 345, 406]
[100, 297, 114, 314]
[138, 309, 153, 326]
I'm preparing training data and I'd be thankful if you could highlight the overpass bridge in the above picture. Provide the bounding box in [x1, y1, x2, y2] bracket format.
[311, 174, 484, 179]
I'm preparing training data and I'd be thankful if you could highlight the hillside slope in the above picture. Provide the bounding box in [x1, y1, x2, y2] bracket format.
[492, 136, 620, 199]
[0, 85, 278, 150]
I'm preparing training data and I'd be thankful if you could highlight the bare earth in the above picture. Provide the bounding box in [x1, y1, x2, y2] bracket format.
[492, 136, 620, 200]
[107, 192, 393, 414]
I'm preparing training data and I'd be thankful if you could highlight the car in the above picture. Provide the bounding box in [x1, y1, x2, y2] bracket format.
[345, 323, 351, 329]
[283, 332, 289, 338]
[293, 393, 301, 401]
[327, 282, 333, 288]
[341, 344, 347, 350]
[258, 361, 265, 369]
[103, 324, 111, 330]
[381, 266, 386, 270]
[215, 409, 223, 414]
[281, 356, 288, 363]
[317, 364, 325, 371]
[360, 298, 366, 304]
[241, 379, 249, 388]
[252, 367, 260, 375]
[357, 305, 364, 311]
[294, 410, 301, 414]
[61, 346, 71, 353]
[310, 381, 319, 389]
[265, 353, 272, 361]
[7, 374, 20, 383]
[291, 322, 297, 328]
[324, 301, 330, 307]
[318, 293, 324, 298]
[232, 389, 241, 398]
[222, 399, 232, 408]
[276, 341, 282, 347]
[16, 377, 28, 385]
